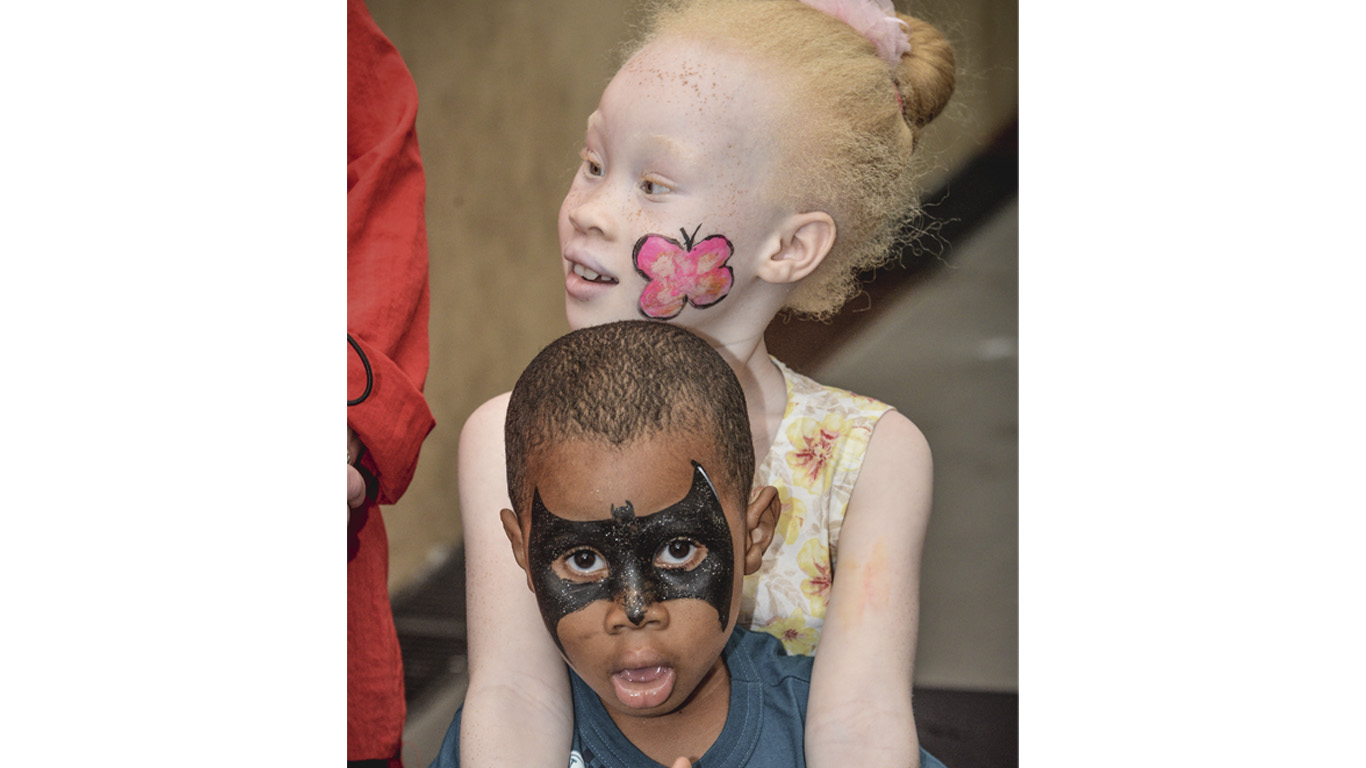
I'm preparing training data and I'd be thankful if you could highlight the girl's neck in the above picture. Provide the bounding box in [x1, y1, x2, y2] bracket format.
[703, 329, 788, 470]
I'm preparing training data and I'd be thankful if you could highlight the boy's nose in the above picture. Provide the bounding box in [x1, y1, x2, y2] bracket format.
[624, 591, 648, 626]
[605, 595, 667, 631]
[605, 565, 667, 631]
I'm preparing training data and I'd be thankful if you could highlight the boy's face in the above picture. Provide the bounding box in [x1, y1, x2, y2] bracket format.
[502, 432, 776, 719]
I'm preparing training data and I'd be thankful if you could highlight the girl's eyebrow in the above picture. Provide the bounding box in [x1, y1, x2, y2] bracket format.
[640, 134, 699, 167]
[585, 109, 698, 164]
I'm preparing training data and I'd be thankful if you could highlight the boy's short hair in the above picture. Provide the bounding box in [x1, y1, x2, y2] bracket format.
[505, 320, 753, 513]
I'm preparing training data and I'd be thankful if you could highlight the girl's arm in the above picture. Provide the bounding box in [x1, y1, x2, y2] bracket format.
[456, 394, 574, 767]
[805, 411, 934, 768]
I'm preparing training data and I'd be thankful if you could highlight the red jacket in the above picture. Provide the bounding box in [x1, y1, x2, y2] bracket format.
[347, 0, 435, 760]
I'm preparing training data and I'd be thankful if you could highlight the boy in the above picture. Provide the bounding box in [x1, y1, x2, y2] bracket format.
[432, 321, 943, 767]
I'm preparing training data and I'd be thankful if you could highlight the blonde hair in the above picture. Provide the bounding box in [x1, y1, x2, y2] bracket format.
[630, 0, 955, 317]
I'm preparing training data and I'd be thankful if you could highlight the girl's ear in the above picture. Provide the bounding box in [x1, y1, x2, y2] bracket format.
[742, 486, 780, 575]
[756, 211, 836, 285]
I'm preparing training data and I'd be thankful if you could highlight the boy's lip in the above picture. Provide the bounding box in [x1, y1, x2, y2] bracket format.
[609, 664, 676, 710]
[608, 649, 676, 709]
[612, 648, 668, 674]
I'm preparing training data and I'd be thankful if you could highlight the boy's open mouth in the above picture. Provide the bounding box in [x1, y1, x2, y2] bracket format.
[610, 665, 676, 709]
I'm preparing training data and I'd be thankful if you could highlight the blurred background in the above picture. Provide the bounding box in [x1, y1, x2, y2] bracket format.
[360, 0, 1018, 764]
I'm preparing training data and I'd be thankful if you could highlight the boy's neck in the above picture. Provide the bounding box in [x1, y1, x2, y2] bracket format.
[603, 656, 731, 765]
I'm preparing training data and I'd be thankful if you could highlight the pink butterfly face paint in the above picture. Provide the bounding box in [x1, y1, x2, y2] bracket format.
[633, 224, 734, 320]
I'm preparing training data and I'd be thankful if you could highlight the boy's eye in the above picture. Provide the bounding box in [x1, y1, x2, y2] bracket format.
[559, 548, 608, 579]
[656, 538, 705, 569]
[640, 179, 669, 195]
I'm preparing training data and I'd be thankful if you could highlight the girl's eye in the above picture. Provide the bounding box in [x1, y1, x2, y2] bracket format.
[579, 150, 603, 178]
[641, 179, 669, 195]
[656, 538, 704, 569]
[561, 548, 607, 579]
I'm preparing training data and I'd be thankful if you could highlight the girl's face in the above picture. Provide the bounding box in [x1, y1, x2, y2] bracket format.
[558, 35, 791, 339]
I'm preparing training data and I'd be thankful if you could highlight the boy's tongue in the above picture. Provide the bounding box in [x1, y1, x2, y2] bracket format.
[610, 665, 676, 709]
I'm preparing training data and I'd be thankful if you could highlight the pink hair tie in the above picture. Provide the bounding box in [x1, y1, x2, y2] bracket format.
[799, 0, 911, 67]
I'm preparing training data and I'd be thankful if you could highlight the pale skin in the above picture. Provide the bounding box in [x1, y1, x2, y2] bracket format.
[459, 35, 933, 768]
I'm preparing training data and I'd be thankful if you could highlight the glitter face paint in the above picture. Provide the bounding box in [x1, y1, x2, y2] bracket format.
[527, 461, 734, 652]
[633, 225, 735, 320]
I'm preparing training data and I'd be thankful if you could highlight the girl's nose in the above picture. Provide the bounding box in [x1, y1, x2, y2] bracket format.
[566, 183, 613, 239]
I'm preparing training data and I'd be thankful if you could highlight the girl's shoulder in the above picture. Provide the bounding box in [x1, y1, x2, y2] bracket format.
[458, 391, 511, 456]
[770, 357, 895, 427]
[766, 357, 929, 495]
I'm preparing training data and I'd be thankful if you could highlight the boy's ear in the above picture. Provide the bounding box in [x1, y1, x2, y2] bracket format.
[756, 211, 836, 286]
[742, 486, 780, 575]
[499, 508, 536, 593]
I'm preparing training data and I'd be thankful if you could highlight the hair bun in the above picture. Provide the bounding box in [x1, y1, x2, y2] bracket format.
[895, 14, 955, 131]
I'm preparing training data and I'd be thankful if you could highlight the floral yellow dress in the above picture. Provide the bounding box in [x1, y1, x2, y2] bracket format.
[739, 358, 894, 655]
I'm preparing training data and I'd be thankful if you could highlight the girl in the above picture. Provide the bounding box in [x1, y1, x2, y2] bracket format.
[457, 0, 955, 765]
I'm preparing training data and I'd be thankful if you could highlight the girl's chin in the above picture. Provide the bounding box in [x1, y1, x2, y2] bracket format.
[564, 300, 654, 331]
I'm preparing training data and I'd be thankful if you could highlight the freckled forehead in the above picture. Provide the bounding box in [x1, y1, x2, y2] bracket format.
[613, 37, 755, 108]
[617, 40, 740, 98]
[595, 37, 774, 152]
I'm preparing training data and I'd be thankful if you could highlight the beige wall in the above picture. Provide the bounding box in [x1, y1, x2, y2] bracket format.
[367, 0, 1019, 593]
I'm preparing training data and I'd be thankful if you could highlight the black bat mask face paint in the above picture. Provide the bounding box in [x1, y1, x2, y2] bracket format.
[527, 461, 734, 652]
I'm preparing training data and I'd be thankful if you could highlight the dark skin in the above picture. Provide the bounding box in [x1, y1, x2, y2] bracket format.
[526, 461, 737, 652]
[502, 433, 778, 765]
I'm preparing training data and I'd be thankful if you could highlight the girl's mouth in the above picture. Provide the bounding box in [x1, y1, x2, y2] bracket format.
[609, 665, 676, 709]
[572, 262, 618, 284]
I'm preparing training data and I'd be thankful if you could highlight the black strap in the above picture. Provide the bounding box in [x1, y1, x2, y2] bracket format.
[347, 333, 373, 406]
